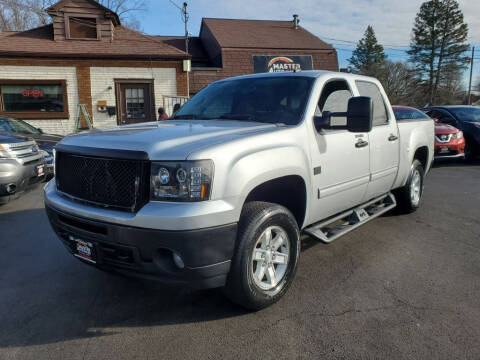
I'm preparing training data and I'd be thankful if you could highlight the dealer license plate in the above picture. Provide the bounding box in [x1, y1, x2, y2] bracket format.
[69, 235, 96, 263]
[439, 146, 450, 154]
[36, 165, 44, 177]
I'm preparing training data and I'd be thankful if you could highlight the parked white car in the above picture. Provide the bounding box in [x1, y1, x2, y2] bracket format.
[45, 71, 434, 309]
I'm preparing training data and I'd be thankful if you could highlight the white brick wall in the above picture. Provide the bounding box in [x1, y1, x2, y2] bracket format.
[0, 65, 78, 135]
[90, 67, 177, 128]
[0, 65, 178, 135]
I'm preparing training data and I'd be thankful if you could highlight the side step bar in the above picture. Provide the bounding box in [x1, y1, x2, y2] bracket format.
[304, 193, 396, 243]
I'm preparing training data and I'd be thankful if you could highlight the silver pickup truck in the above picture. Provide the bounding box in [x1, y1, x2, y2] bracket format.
[45, 71, 434, 309]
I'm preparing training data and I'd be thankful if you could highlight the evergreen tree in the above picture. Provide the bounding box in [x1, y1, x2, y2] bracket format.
[407, 0, 469, 105]
[348, 25, 386, 75]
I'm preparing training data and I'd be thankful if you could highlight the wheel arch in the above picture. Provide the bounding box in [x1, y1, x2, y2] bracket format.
[243, 175, 308, 228]
[413, 146, 429, 169]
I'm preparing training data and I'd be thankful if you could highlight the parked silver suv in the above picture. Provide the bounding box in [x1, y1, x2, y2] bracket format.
[0, 133, 46, 203]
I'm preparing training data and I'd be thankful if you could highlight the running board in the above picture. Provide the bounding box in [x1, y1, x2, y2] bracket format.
[304, 193, 396, 243]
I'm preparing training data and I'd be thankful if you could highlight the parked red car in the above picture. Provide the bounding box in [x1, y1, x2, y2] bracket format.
[393, 106, 465, 160]
[433, 121, 465, 159]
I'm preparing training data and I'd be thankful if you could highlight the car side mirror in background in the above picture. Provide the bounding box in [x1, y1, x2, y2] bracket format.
[313, 96, 373, 133]
[37, 127, 44, 134]
[433, 118, 439, 123]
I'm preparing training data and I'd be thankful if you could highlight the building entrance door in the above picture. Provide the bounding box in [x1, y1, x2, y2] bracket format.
[116, 80, 154, 125]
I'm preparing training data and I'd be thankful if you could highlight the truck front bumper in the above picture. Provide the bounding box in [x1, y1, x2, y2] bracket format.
[45, 204, 237, 289]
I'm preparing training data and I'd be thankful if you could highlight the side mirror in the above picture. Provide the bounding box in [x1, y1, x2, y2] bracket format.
[433, 118, 439, 123]
[37, 127, 44, 134]
[313, 96, 373, 133]
[346, 96, 373, 133]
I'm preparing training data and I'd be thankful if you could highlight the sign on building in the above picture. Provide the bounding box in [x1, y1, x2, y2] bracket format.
[253, 55, 313, 73]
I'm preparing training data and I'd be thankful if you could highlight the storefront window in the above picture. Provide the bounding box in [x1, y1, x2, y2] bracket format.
[0, 80, 68, 119]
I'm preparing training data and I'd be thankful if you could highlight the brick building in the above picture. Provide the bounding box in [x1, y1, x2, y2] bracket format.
[157, 17, 339, 96]
[0, 1, 338, 134]
[0, 0, 189, 135]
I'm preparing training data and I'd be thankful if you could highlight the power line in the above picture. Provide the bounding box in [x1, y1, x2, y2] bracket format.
[168, 0, 182, 10]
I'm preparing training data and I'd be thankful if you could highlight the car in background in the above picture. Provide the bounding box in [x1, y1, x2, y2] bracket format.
[421, 106, 480, 161]
[0, 133, 46, 204]
[394, 106, 465, 160]
[0, 116, 63, 178]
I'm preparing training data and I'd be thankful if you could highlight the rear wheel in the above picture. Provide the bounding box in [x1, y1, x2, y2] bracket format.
[393, 159, 425, 214]
[224, 201, 300, 310]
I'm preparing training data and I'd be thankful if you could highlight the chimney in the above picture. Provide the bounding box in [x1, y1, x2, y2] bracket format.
[293, 14, 300, 29]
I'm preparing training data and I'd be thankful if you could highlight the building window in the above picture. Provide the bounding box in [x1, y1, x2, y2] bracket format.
[0, 80, 69, 119]
[67, 16, 98, 39]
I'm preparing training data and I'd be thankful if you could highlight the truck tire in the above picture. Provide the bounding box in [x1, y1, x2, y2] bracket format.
[393, 159, 425, 214]
[224, 201, 300, 310]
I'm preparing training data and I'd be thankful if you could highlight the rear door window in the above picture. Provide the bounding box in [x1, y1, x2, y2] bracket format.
[356, 81, 389, 126]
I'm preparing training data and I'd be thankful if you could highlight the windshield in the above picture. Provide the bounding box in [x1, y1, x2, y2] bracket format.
[0, 117, 40, 134]
[174, 76, 314, 125]
[393, 108, 430, 120]
[448, 107, 480, 122]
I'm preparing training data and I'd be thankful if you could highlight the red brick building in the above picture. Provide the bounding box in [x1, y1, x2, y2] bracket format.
[157, 17, 339, 96]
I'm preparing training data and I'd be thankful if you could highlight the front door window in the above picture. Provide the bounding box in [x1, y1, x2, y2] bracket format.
[126, 87, 145, 119]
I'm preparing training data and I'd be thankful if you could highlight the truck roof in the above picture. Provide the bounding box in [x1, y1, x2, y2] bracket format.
[216, 70, 379, 83]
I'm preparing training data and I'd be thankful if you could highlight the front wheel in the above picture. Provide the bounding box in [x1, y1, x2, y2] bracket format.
[393, 159, 425, 214]
[224, 201, 300, 310]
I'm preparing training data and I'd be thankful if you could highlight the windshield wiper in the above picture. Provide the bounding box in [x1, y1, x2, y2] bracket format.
[172, 114, 199, 120]
[219, 114, 255, 121]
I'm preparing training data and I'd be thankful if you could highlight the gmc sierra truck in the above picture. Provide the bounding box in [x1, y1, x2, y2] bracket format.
[45, 71, 434, 309]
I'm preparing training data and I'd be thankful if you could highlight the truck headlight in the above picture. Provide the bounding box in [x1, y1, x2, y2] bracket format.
[150, 160, 213, 201]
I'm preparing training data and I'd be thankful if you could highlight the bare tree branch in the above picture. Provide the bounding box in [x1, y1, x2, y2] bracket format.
[0, 0, 147, 31]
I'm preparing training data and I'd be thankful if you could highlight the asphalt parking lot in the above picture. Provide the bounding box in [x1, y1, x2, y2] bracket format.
[1, 160, 479, 360]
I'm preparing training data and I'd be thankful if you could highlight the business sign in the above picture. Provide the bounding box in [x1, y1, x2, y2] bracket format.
[22, 89, 44, 98]
[253, 55, 313, 73]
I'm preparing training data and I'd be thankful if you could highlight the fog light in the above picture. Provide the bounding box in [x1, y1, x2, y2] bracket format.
[172, 252, 185, 269]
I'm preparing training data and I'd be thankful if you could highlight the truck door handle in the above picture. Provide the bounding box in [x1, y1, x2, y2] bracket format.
[355, 139, 369, 148]
[388, 134, 398, 141]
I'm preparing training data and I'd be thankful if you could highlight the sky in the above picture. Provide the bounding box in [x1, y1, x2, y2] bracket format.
[138, 0, 480, 88]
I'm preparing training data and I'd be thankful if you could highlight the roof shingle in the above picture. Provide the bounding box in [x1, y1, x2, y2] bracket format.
[201, 18, 333, 50]
[0, 25, 188, 60]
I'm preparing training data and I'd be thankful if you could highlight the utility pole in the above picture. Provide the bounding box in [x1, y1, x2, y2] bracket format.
[467, 46, 474, 105]
[183, 2, 190, 97]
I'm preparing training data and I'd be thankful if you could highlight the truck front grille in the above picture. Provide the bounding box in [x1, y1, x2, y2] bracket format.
[55, 152, 150, 212]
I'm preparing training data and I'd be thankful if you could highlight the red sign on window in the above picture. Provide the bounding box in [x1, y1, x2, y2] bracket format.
[22, 89, 44, 98]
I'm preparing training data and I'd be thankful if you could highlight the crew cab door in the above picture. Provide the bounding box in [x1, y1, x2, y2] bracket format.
[308, 79, 370, 221]
[355, 80, 399, 200]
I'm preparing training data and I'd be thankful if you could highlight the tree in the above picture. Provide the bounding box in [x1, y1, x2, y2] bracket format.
[407, 0, 469, 105]
[348, 25, 386, 76]
[95, 0, 146, 30]
[0, 0, 49, 31]
[0, 0, 146, 31]
[376, 61, 421, 106]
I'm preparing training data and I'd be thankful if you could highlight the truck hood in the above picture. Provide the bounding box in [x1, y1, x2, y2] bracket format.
[59, 120, 280, 159]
